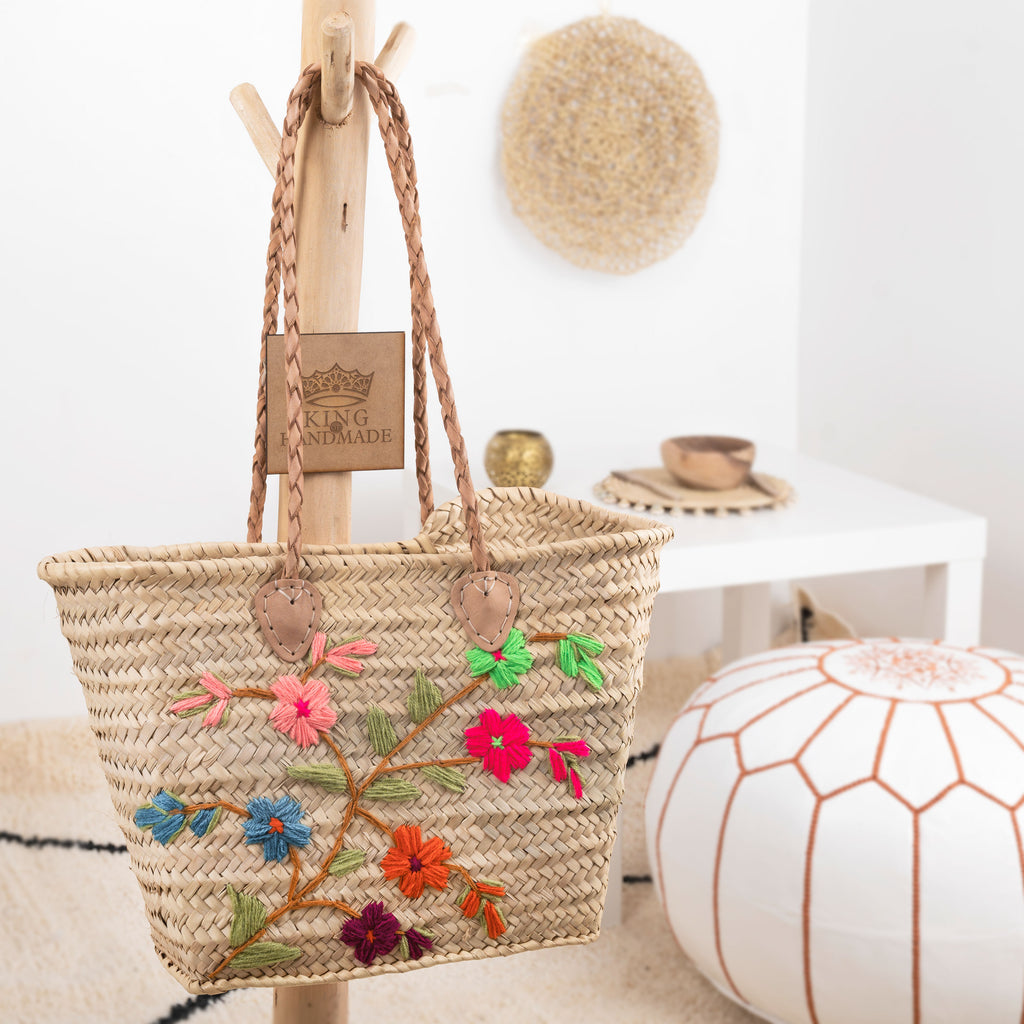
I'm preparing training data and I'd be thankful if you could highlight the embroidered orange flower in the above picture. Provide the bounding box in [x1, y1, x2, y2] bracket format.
[381, 825, 452, 899]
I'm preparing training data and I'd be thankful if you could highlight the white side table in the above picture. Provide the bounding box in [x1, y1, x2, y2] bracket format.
[555, 444, 987, 658]
[551, 445, 988, 927]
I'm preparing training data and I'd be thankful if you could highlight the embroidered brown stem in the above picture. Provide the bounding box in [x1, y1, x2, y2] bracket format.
[298, 677, 487, 901]
[232, 687, 275, 700]
[288, 847, 302, 901]
[174, 800, 250, 818]
[355, 806, 395, 838]
[296, 731, 360, 899]
[209, 898, 362, 980]
[530, 632, 568, 641]
[210, 665, 490, 977]
[360, 676, 488, 790]
[377, 756, 477, 775]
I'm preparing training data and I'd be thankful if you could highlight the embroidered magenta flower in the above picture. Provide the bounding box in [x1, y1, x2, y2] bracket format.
[381, 825, 452, 898]
[465, 709, 533, 783]
[340, 902, 400, 965]
[269, 675, 337, 747]
[169, 672, 232, 728]
[548, 738, 590, 799]
[310, 631, 378, 676]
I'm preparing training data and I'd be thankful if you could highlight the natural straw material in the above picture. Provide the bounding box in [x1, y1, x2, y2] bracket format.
[38, 62, 671, 994]
[501, 16, 719, 274]
[596, 468, 795, 517]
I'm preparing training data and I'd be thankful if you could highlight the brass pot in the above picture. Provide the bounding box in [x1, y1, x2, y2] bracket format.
[484, 430, 554, 488]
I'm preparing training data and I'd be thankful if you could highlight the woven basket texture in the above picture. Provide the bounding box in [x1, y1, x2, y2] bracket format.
[39, 487, 671, 993]
[501, 15, 719, 274]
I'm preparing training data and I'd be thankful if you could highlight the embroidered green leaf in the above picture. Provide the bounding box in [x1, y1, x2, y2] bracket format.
[366, 706, 398, 757]
[420, 764, 467, 793]
[397, 934, 410, 960]
[172, 689, 207, 701]
[407, 670, 443, 723]
[558, 638, 578, 676]
[417, 927, 437, 939]
[577, 652, 604, 690]
[230, 942, 302, 969]
[568, 633, 605, 656]
[286, 764, 350, 793]
[176, 705, 213, 718]
[364, 778, 421, 802]
[327, 849, 366, 877]
[226, 885, 268, 947]
[553, 734, 582, 743]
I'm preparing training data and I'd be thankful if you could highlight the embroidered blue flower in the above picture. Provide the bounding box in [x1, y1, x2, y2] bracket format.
[134, 790, 189, 846]
[189, 806, 221, 838]
[243, 796, 311, 862]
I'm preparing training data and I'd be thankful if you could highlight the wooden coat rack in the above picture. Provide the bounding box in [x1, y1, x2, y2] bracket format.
[230, 3, 415, 1020]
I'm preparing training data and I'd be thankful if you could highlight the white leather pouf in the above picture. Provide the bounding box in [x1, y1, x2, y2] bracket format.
[645, 638, 1024, 1024]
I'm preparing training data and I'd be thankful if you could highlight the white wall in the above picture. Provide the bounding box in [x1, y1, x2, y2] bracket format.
[799, 0, 1024, 649]
[3, 0, 808, 722]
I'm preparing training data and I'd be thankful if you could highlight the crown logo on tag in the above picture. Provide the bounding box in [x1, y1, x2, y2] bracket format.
[303, 363, 375, 408]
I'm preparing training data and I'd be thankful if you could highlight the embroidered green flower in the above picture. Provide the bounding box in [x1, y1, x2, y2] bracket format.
[465, 628, 534, 689]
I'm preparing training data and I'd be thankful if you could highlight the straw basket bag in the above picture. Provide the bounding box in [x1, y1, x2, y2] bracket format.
[38, 63, 671, 993]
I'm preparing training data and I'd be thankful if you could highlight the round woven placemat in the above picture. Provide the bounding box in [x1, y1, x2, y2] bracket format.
[595, 468, 795, 517]
[501, 16, 719, 274]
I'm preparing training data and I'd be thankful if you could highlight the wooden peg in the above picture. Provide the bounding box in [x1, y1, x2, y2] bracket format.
[374, 21, 416, 79]
[229, 83, 281, 176]
[320, 13, 355, 124]
[229, 22, 416, 179]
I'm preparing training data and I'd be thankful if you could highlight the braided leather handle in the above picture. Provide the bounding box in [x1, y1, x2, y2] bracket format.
[245, 63, 490, 580]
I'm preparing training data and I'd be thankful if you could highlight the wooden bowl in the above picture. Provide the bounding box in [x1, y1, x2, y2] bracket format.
[660, 435, 756, 490]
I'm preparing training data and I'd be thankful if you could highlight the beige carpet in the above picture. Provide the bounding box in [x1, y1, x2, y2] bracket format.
[0, 655, 757, 1024]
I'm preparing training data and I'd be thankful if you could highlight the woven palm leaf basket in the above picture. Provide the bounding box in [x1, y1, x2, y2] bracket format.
[38, 63, 672, 993]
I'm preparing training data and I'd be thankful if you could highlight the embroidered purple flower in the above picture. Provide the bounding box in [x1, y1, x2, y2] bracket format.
[401, 927, 433, 960]
[464, 628, 534, 689]
[340, 902, 400, 965]
[243, 796, 311, 862]
[134, 790, 188, 845]
[465, 709, 533, 783]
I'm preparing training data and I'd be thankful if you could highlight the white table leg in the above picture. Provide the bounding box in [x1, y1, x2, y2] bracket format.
[923, 560, 984, 645]
[722, 583, 774, 662]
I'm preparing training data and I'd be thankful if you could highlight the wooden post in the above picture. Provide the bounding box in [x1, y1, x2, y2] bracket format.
[231, 10, 416, 1020]
[271, 2, 374, 1021]
[271, 0, 376, 553]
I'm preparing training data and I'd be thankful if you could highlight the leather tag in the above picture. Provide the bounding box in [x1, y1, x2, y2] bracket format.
[450, 572, 520, 652]
[254, 578, 323, 662]
[267, 332, 405, 474]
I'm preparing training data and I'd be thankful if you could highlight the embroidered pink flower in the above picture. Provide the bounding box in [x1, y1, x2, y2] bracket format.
[269, 675, 337, 747]
[311, 631, 328, 664]
[309, 631, 377, 676]
[168, 672, 232, 728]
[465, 709, 533, 783]
[547, 739, 590, 799]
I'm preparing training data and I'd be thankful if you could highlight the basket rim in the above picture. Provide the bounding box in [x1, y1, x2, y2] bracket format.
[38, 486, 673, 588]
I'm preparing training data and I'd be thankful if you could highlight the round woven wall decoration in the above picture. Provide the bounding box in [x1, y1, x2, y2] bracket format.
[501, 16, 719, 274]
